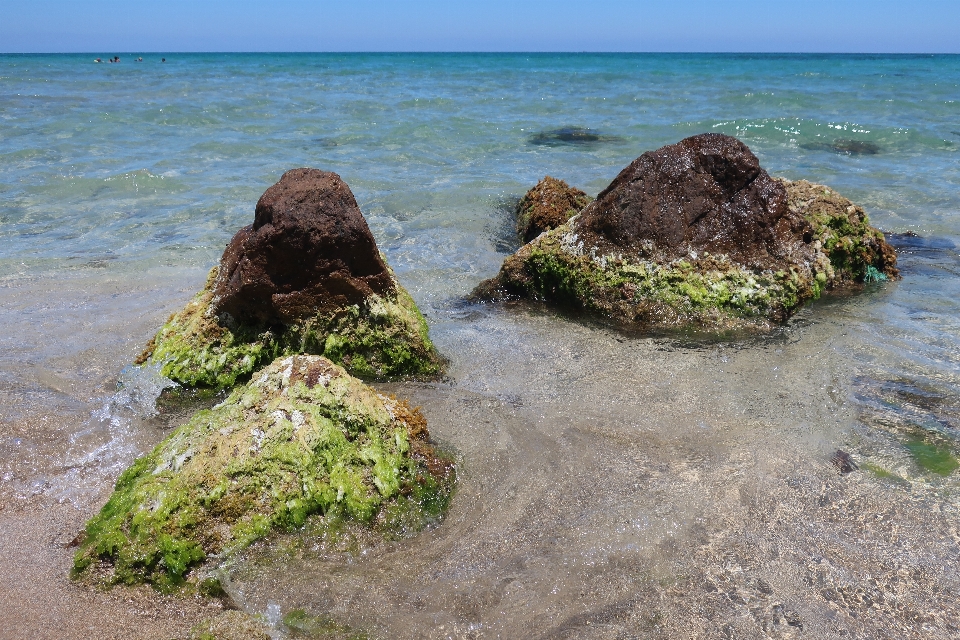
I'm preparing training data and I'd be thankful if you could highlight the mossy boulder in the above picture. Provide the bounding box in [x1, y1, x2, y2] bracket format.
[72, 355, 455, 592]
[516, 176, 592, 242]
[140, 264, 442, 389]
[474, 134, 898, 331]
[137, 169, 443, 389]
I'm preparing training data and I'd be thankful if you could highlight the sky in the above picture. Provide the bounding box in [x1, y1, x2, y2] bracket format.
[2, 0, 959, 53]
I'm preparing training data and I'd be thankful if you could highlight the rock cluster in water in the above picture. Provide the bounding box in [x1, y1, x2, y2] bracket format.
[72, 355, 455, 591]
[515, 176, 592, 243]
[138, 168, 444, 389]
[76, 170, 453, 595]
[76, 137, 901, 605]
[475, 133, 898, 330]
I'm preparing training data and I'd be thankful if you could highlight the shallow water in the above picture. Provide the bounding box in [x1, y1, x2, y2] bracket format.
[1, 53, 959, 638]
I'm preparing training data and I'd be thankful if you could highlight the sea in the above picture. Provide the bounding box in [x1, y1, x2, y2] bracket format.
[1, 53, 959, 639]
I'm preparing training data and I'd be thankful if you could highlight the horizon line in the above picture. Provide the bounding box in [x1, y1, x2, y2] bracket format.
[2, 50, 958, 56]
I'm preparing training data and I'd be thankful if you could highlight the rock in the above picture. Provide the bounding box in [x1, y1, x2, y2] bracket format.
[529, 127, 603, 146]
[138, 169, 443, 388]
[474, 134, 898, 331]
[188, 610, 272, 640]
[516, 176, 592, 243]
[800, 139, 881, 155]
[212, 168, 395, 326]
[72, 355, 455, 591]
[778, 178, 898, 284]
[527, 126, 624, 147]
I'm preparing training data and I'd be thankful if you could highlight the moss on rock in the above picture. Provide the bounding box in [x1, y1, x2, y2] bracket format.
[778, 178, 899, 284]
[188, 610, 272, 640]
[516, 176, 592, 242]
[138, 265, 443, 390]
[72, 355, 455, 591]
[282, 608, 369, 639]
[475, 178, 898, 332]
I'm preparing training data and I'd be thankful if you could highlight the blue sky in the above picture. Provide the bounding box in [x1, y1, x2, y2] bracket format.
[3, 0, 959, 53]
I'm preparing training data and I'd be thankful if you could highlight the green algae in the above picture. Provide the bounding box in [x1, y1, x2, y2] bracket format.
[480, 222, 807, 330]
[139, 266, 443, 390]
[72, 355, 456, 591]
[863, 265, 888, 283]
[904, 439, 959, 476]
[283, 608, 370, 639]
[859, 462, 911, 486]
[188, 610, 272, 640]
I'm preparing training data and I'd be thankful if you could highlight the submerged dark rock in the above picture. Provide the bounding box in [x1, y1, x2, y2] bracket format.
[516, 176, 592, 242]
[800, 139, 881, 156]
[831, 450, 859, 474]
[475, 133, 899, 331]
[528, 127, 618, 146]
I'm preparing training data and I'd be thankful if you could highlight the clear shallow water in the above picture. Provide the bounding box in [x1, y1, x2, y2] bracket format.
[1, 53, 960, 638]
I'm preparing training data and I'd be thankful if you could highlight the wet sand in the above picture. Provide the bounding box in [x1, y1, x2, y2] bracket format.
[0, 271, 218, 639]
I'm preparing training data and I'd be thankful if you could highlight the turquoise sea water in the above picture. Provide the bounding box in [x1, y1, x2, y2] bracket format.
[2, 54, 960, 638]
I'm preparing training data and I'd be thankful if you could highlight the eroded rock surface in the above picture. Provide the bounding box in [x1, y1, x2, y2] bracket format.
[475, 133, 898, 330]
[578, 133, 812, 270]
[139, 169, 443, 388]
[212, 168, 395, 326]
[516, 176, 592, 242]
[72, 355, 455, 592]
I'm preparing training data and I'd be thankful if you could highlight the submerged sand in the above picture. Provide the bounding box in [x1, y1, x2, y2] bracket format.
[1, 265, 958, 639]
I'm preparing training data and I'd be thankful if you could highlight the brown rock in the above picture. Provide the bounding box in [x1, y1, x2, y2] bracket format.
[212, 168, 395, 326]
[474, 133, 898, 331]
[516, 176, 592, 242]
[578, 133, 814, 271]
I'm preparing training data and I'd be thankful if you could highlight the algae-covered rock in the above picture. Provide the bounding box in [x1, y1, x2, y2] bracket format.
[516, 176, 592, 242]
[188, 610, 272, 640]
[778, 178, 898, 285]
[474, 134, 898, 331]
[282, 608, 369, 639]
[72, 355, 455, 591]
[138, 169, 443, 388]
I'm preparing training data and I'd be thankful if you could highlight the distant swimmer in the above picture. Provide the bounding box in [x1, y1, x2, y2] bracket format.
[161, 58, 166, 62]
[114, 56, 120, 62]
[137, 57, 143, 62]
[94, 58, 102, 63]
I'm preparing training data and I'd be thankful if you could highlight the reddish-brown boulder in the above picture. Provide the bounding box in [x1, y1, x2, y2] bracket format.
[578, 133, 813, 271]
[212, 168, 395, 326]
